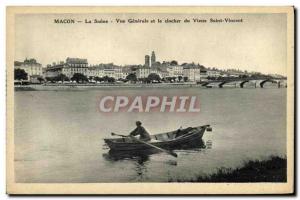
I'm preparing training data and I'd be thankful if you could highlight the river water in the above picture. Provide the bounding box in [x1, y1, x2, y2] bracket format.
[14, 86, 286, 182]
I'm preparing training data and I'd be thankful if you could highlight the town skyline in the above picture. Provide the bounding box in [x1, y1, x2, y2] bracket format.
[14, 53, 286, 77]
[15, 13, 287, 75]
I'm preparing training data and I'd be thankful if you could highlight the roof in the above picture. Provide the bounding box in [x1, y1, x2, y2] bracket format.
[88, 66, 97, 70]
[15, 59, 42, 67]
[14, 61, 23, 66]
[66, 57, 88, 64]
[138, 67, 151, 70]
[24, 58, 40, 65]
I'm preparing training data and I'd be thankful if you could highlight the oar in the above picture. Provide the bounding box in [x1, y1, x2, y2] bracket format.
[111, 132, 178, 158]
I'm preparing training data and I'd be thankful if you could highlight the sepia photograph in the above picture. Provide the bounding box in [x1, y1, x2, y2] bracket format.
[6, 6, 294, 194]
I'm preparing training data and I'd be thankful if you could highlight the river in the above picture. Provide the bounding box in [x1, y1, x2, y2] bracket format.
[14, 87, 286, 182]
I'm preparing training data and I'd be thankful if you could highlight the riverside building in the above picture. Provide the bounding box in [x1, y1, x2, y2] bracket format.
[45, 57, 88, 78]
[183, 64, 201, 82]
[14, 58, 43, 80]
[136, 67, 151, 78]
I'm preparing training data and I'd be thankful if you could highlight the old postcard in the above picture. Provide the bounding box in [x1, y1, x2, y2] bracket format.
[6, 6, 294, 194]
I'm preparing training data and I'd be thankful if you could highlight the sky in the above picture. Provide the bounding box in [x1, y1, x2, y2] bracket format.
[15, 13, 287, 75]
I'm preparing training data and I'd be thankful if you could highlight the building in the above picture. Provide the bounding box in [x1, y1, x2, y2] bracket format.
[159, 68, 169, 78]
[42, 67, 47, 78]
[161, 61, 171, 67]
[151, 61, 161, 68]
[85, 64, 124, 80]
[114, 66, 123, 80]
[87, 66, 96, 78]
[136, 67, 151, 78]
[200, 69, 208, 81]
[145, 55, 150, 67]
[46, 57, 90, 78]
[87, 66, 104, 78]
[64, 57, 88, 77]
[151, 51, 156, 67]
[167, 66, 174, 77]
[122, 66, 132, 79]
[150, 68, 162, 78]
[45, 62, 64, 78]
[207, 70, 221, 78]
[173, 65, 184, 77]
[103, 68, 115, 78]
[183, 65, 201, 82]
[45, 57, 89, 79]
[14, 58, 43, 80]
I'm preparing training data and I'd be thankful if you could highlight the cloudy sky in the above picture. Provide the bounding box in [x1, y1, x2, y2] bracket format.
[15, 13, 287, 75]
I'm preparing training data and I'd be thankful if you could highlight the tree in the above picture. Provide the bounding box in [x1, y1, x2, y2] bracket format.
[103, 76, 110, 82]
[147, 73, 161, 83]
[71, 73, 88, 83]
[166, 77, 172, 83]
[126, 73, 137, 83]
[55, 74, 69, 83]
[138, 77, 150, 84]
[183, 76, 188, 82]
[94, 76, 102, 83]
[207, 76, 214, 80]
[88, 76, 94, 82]
[46, 77, 55, 83]
[117, 78, 127, 83]
[178, 76, 183, 82]
[170, 60, 178, 66]
[107, 77, 115, 83]
[37, 77, 44, 83]
[14, 69, 28, 80]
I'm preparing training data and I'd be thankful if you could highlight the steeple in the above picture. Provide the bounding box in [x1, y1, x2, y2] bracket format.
[151, 51, 156, 67]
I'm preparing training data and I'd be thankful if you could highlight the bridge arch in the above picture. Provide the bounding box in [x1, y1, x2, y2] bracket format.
[201, 82, 209, 87]
[260, 79, 273, 88]
[218, 81, 227, 88]
[240, 80, 249, 88]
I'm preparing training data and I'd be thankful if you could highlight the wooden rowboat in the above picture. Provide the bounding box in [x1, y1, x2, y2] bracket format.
[104, 125, 211, 151]
[103, 139, 206, 162]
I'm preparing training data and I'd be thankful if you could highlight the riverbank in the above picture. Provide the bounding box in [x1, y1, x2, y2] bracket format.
[169, 156, 287, 182]
[14, 82, 281, 91]
[14, 83, 204, 91]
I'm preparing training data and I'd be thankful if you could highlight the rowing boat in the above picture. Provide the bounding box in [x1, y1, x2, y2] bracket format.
[104, 125, 211, 151]
[103, 139, 206, 162]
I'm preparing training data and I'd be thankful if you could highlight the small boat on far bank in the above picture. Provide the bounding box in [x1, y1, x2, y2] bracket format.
[104, 125, 211, 151]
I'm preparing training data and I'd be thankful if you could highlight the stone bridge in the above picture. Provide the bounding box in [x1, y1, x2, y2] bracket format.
[199, 78, 287, 88]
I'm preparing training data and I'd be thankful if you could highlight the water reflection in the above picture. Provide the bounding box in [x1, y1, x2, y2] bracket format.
[206, 140, 213, 149]
[103, 148, 159, 163]
[103, 138, 209, 163]
[102, 138, 210, 181]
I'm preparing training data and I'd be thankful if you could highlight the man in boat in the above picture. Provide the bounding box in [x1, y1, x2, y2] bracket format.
[129, 121, 151, 141]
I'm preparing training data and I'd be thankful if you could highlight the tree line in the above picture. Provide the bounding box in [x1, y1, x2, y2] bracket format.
[14, 69, 190, 84]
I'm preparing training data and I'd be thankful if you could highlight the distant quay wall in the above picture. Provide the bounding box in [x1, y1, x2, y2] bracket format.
[14, 81, 284, 91]
[14, 83, 202, 91]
